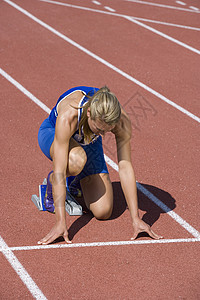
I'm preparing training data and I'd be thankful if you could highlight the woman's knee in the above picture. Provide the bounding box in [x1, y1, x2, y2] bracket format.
[92, 203, 113, 220]
[68, 147, 87, 176]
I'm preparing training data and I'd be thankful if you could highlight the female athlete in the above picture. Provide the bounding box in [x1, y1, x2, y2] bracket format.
[37, 86, 162, 245]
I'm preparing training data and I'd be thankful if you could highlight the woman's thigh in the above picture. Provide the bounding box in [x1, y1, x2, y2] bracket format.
[38, 118, 55, 160]
[38, 118, 86, 175]
[51, 137, 87, 176]
[80, 173, 113, 220]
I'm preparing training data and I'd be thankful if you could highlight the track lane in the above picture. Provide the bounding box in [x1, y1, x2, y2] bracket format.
[53, 0, 200, 27]
[13, 242, 200, 299]
[3, 0, 199, 117]
[1, 1, 199, 299]
[138, 20, 200, 50]
[1, 0, 198, 243]
[1, 0, 198, 239]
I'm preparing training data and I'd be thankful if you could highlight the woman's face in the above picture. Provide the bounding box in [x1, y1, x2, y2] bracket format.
[87, 109, 115, 136]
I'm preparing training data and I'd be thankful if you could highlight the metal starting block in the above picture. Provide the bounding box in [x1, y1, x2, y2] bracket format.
[31, 178, 83, 216]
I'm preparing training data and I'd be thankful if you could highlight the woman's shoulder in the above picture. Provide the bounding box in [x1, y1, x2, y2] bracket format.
[55, 90, 84, 134]
[59, 86, 98, 100]
[57, 90, 83, 114]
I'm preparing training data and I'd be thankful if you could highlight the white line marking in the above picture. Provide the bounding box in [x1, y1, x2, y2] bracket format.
[38, 0, 200, 54]
[124, 15, 200, 55]
[39, 0, 200, 45]
[38, 0, 200, 32]
[176, 1, 186, 5]
[1, 68, 200, 239]
[189, 6, 199, 11]
[0, 236, 47, 299]
[92, 0, 101, 5]
[104, 6, 116, 12]
[0, 69, 51, 114]
[132, 18, 200, 31]
[3, 1, 200, 123]
[126, 0, 200, 13]
[0, 238, 199, 252]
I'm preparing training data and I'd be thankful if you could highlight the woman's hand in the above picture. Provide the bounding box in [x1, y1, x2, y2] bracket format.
[37, 221, 71, 245]
[131, 217, 163, 240]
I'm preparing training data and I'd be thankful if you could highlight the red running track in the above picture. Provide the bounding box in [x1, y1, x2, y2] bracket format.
[0, 0, 200, 299]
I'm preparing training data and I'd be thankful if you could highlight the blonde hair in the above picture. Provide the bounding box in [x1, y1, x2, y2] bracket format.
[79, 86, 121, 144]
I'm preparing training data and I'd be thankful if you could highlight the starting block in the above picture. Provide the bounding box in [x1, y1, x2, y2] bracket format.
[31, 178, 83, 216]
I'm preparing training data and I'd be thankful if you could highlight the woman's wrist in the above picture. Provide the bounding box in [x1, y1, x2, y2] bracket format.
[131, 213, 140, 222]
[55, 206, 66, 224]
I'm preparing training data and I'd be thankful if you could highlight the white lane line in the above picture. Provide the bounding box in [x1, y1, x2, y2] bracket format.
[128, 17, 200, 31]
[124, 15, 200, 55]
[189, 6, 199, 11]
[176, 1, 186, 5]
[125, 0, 200, 13]
[0, 236, 47, 299]
[38, 0, 200, 32]
[0, 238, 199, 252]
[2, 1, 200, 123]
[1, 68, 200, 239]
[92, 1, 101, 5]
[104, 6, 116, 12]
[38, 0, 200, 55]
[0, 69, 51, 114]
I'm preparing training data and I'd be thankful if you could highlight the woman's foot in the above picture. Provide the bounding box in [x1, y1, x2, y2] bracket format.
[44, 171, 55, 213]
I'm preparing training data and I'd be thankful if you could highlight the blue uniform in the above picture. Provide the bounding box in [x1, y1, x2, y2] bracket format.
[38, 86, 108, 182]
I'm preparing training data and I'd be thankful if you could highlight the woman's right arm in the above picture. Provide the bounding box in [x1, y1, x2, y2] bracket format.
[38, 114, 73, 245]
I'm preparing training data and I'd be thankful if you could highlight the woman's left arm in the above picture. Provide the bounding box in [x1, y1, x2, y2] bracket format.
[114, 111, 163, 240]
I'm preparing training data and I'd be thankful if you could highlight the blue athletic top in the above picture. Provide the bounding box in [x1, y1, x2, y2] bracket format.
[48, 86, 99, 144]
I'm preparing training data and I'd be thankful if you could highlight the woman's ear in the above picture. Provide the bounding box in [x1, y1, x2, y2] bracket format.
[87, 108, 91, 118]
